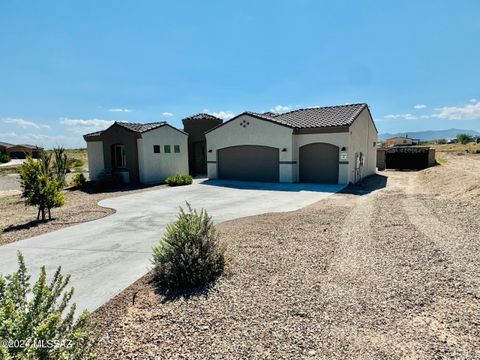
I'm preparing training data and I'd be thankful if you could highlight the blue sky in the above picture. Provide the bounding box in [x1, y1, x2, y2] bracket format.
[1, 0, 479, 148]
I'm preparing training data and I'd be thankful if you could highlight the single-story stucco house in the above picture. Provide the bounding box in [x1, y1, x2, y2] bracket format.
[182, 113, 222, 176]
[84, 103, 377, 185]
[205, 103, 377, 184]
[0, 142, 43, 159]
[383, 136, 419, 147]
[83, 121, 189, 183]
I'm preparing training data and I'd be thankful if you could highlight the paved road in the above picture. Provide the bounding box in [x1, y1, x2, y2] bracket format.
[0, 180, 344, 313]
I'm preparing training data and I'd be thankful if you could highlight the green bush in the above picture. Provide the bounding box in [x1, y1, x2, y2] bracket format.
[456, 133, 474, 145]
[152, 203, 226, 289]
[0, 152, 11, 163]
[19, 157, 64, 221]
[165, 174, 193, 186]
[0, 252, 92, 359]
[71, 173, 86, 188]
[95, 170, 123, 190]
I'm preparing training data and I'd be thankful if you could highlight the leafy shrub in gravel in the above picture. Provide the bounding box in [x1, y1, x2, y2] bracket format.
[0, 252, 93, 359]
[0, 152, 11, 163]
[165, 174, 193, 186]
[152, 203, 226, 289]
[71, 173, 87, 188]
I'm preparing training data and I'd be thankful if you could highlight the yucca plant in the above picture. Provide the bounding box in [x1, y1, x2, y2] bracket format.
[0, 252, 93, 359]
[152, 203, 226, 289]
[52, 146, 68, 187]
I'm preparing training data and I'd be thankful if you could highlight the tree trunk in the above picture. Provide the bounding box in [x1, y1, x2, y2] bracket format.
[41, 208, 46, 221]
[48, 208, 51, 220]
[37, 208, 41, 221]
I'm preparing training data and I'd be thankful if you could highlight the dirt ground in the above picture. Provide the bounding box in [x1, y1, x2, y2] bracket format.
[92, 153, 480, 359]
[0, 183, 167, 246]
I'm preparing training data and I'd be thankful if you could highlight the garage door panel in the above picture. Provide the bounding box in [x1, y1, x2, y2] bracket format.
[299, 143, 339, 184]
[218, 146, 279, 182]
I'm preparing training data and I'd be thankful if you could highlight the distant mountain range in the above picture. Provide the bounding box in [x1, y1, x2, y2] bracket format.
[378, 128, 480, 141]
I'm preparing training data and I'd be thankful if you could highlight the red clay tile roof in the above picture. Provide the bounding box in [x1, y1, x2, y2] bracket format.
[205, 103, 370, 134]
[182, 113, 222, 121]
[83, 121, 166, 139]
[116, 121, 166, 132]
[258, 103, 367, 129]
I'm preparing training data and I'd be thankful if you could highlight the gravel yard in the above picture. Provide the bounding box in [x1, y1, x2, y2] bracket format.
[0, 183, 167, 246]
[92, 153, 480, 359]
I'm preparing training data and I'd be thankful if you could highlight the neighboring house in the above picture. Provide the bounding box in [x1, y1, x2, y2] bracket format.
[384, 136, 419, 147]
[205, 103, 377, 184]
[0, 141, 43, 158]
[182, 113, 222, 176]
[83, 121, 188, 184]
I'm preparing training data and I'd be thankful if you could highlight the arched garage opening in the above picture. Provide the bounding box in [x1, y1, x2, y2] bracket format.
[217, 145, 279, 182]
[299, 143, 339, 184]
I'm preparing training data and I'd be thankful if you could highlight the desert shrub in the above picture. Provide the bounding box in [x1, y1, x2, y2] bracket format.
[0, 152, 11, 163]
[0, 252, 93, 359]
[456, 133, 474, 145]
[19, 157, 64, 221]
[67, 158, 84, 170]
[71, 173, 86, 188]
[165, 174, 193, 186]
[152, 203, 226, 289]
[95, 170, 123, 190]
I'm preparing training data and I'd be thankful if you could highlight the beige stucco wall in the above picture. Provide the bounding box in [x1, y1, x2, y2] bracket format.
[137, 126, 189, 184]
[206, 110, 377, 185]
[205, 114, 294, 181]
[348, 108, 377, 183]
[293, 132, 350, 184]
[86, 141, 104, 181]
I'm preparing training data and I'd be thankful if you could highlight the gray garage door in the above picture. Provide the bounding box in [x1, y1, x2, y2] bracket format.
[299, 143, 339, 184]
[218, 145, 279, 182]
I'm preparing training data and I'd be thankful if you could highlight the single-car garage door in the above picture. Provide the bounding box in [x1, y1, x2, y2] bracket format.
[299, 143, 339, 184]
[218, 145, 279, 182]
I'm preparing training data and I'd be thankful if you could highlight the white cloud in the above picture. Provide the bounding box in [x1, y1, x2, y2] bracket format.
[384, 113, 418, 120]
[470, 98, 477, 103]
[209, 111, 235, 120]
[4, 118, 40, 129]
[3, 132, 17, 138]
[59, 118, 114, 128]
[271, 105, 290, 112]
[414, 104, 427, 109]
[162, 112, 173, 117]
[59, 117, 114, 134]
[3, 118, 51, 129]
[432, 100, 480, 120]
[108, 108, 132, 113]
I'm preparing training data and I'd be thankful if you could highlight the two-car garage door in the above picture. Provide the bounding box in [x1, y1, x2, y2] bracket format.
[217, 143, 339, 184]
[217, 145, 279, 182]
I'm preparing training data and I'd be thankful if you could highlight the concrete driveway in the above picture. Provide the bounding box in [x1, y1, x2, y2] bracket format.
[0, 180, 344, 313]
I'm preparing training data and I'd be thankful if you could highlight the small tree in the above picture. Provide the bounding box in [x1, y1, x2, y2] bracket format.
[457, 133, 474, 144]
[0, 252, 92, 359]
[0, 152, 11, 163]
[19, 156, 64, 221]
[152, 203, 226, 289]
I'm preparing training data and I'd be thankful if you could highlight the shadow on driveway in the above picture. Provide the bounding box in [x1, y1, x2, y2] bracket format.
[201, 179, 345, 193]
[340, 174, 388, 196]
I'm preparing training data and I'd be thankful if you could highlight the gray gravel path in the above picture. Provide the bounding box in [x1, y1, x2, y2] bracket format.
[91, 157, 480, 359]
